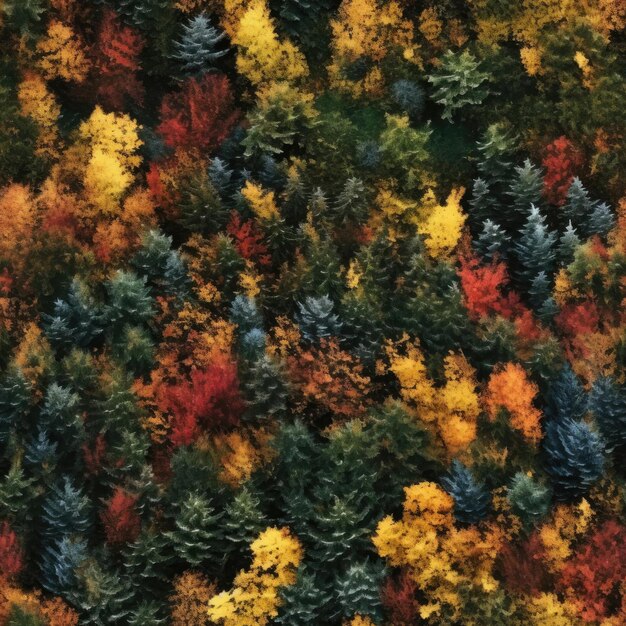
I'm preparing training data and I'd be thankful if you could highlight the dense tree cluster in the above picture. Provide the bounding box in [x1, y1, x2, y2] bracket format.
[1, 0, 626, 624]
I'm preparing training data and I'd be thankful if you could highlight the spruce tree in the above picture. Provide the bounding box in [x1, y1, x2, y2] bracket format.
[585, 201, 615, 238]
[39, 383, 84, 448]
[124, 530, 174, 597]
[563, 177, 595, 229]
[230, 295, 263, 334]
[104, 271, 155, 334]
[332, 177, 369, 226]
[244, 354, 290, 420]
[0, 459, 35, 529]
[222, 487, 266, 556]
[588, 376, 626, 453]
[39, 535, 87, 595]
[545, 364, 587, 422]
[334, 560, 385, 623]
[296, 295, 342, 342]
[177, 170, 228, 233]
[25, 430, 57, 472]
[475, 219, 510, 261]
[469, 178, 495, 225]
[391, 79, 425, 118]
[507, 159, 544, 221]
[41, 477, 92, 540]
[507, 472, 551, 528]
[0, 368, 31, 446]
[476, 124, 518, 190]
[441, 460, 491, 524]
[173, 14, 228, 74]
[558, 221, 581, 265]
[276, 567, 333, 625]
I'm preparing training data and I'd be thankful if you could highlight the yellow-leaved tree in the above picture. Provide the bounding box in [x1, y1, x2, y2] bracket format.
[36, 20, 90, 82]
[417, 187, 466, 259]
[231, 0, 308, 86]
[207, 527, 303, 626]
[373, 481, 502, 621]
[241, 180, 280, 221]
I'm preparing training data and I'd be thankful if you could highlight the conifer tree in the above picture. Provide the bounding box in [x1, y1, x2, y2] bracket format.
[475, 219, 510, 261]
[177, 170, 228, 233]
[563, 177, 595, 229]
[104, 271, 155, 335]
[174, 14, 228, 74]
[507, 472, 551, 528]
[335, 560, 385, 623]
[440, 460, 491, 524]
[222, 487, 266, 556]
[391, 79, 425, 119]
[332, 177, 369, 226]
[276, 567, 333, 625]
[39, 535, 87, 596]
[558, 221, 581, 265]
[476, 124, 518, 191]
[0, 368, 31, 446]
[469, 178, 495, 225]
[588, 377, 626, 453]
[507, 159, 544, 220]
[296, 295, 342, 342]
[41, 477, 92, 540]
[230, 295, 264, 334]
[244, 354, 290, 420]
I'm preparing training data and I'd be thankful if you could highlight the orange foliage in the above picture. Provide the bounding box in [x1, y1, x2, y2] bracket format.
[170, 571, 216, 626]
[100, 487, 141, 546]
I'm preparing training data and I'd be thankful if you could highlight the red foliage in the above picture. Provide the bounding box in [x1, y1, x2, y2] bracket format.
[0, 522, 23, 581]
[226, 212, 271, 267]
[83, 434, 107, 476]
[381, 570, 420, 625]
[0, 268, 12, 295]
[100, 487, 141, 546]
[162, 356, 245, 447]
[555, 300, 600, 338]
[558, 520, 626, 622]
[497, 533, 550, 595]
[542, 136, 584, 206]
[93, 9, 145, 109]
[157, 75, 240, 152]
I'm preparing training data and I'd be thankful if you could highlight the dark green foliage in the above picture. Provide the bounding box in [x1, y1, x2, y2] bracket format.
[335, 560, 385, 622]
[332, 177, 369, 225]
[589, 377, 626, 453]
[41, 477, 92, 540]
[104, 271, 155, 335]
[507, 472, 551, 528]
[222, 487, 266, 556]
[441, 460, 491, 524]
[277, 567, 333, 625]
[476, 124, 518, 191]
[244, 354, 290, 420]
[0, 368, 31, 446]
[230, 295, 264, 334]
[39, 535, 87, 595]
[507, 159, 543, 218]
[391, 79, 425, 118]
[178, 170, 228, 233]
[545, 365, 587, 422]
[475, 219, 510, 261]
[558, 222, 581, 265]
[543, 416, 605, 501]
[296, 295, 342, 342]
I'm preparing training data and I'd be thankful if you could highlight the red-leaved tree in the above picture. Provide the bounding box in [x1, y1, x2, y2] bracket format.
[101, 488, 141, 546]
[157, 74, 240, 152]
[542, 136, 584, 206]
[0, 521, 23, 581]
[381, 570, 420, 625]
[497, 533, 550, 596]
[93, 9, 145, 110]
[227, 212, 271, 268]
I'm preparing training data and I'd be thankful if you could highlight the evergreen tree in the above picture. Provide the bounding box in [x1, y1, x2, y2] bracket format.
[476, 124, 518, 191]
[391, 79, 425, 118]
[441, 460, 491, 524]
[427, 50, 491, 121]
[543, 417, 605, 501]
[169, 493, 224, 569]
[178, 170, 228, 233]
[529, 271, 552, 310]
[545, 364, 587, 422]
[588, 377, 626, 453]
[173, 14, 228, 74]
[230, 295, 263, 334]
[332, 177, 369, 226]
[558, 221, 581, 265]
[475, 219, 510, 261]
[276, 567, 333, 625]
[41, 477, 92, 540]
[507, 159, 543, 220]
[563, 177, 595, 229]
[25, 429, 57, 472]
[244, 354, 290, 420]
[296, 295, 342, 342]
[128, 601, 167, 626]
[124, 530, 174, 598]
[104, 271, 155, 335]
[514, 205, 558, 288]
[239, 328, 268, 362]
[0, 459, 35, 529]
[334, 560, 385, 622]
[469, 178, 495, 225]
[222, 487, 266, 556]
[507, 472, 551, 528]
[39, 535, 87, 595]
[39, 383, 84, 447]
[43, 279, 103, 351]
[0, 368, 31, 446]
[208, 157, 236, 198]
[585, 201, 615, 238]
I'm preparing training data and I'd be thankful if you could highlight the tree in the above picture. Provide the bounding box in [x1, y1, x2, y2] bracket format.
[417, 188, 466, 259]
[39, 535, 87, 595]
[157, 74, 240, 152]
[101, 488, 141, 546]
[335, 560, 385, 623]
[174, 13, 228, 74]
[427, 50, 491, 121]
[296, 295, 342, 342]
[104, 270, 155, 334]
[41, 477, 92, 540]
[440, 460, 491, 524]
[542, 136, 583, 206]
[475, 219, 510, 261]
[232, 0, 309, 86]
[507, 159, 544, 219]
[507, 473, 551, 528]
[36, 20, 90, 83]
[588, 376, 626, 453]
[0, 521, 23, 581]
[170, 571, 216, 626]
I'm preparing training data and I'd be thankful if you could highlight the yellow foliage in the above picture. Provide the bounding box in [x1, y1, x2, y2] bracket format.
[417, 188, 466, 259]
[232, 0, 308, 85]
[121, 189, 158, 232]
[241, 180, 280, 220]
[373, 482, 501, 621]
[13, 323, 54, 389]
[170, 571, 217, 626]
[344, 616, 376, 626]
[36, 20, 90, 82]
[484, 362, 543, 443]
[207, 527, 303, 626]
[84, 148, 133, 214]
[520, 46, 542, 76]
[0, 184, 36, 261]
[419, 7, 443, 45]
[213, 429, 272, 487]
[527, 593, 583, 625]
[18, 72, 61, 158]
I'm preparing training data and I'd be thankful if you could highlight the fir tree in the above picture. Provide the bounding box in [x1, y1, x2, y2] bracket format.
[475, 219, 510, 261]
[563, 177, 595, 229]
[514, 204, 558, 288]
[543, 417, 605, 501]
[507, 159, 543, 220]
[104, 271, 155, 334]
[124, 530, 174, 598]
[427, 50, 491, 121]
[128, 601, 167, 626]
[558, 221, 581, 265]
[332, 177, 369, 226]
[208, 157, 236, 198]
[173, 14, 228, 74]
[239, 328, 268, 361]
[230, 295, 263, 334]
[276, 567, 333, 625]
[39, 535, 87, 595]
[0, 459, 35, 529]
[41, 477, 92, 540]
[178, 170, 228, 233]
[39, 383, 84, 447]
[469, 178, 495, 225]
[296, 295, 342, 343]
[507, 472, 551, 528]
[24, 429, 57, 472]
[334, 560, 385, 622]
[244, 354, 290, 420]
[588, 377, 626, 453]
[441, 460, 491, 524]
[223, 487, 266, 556]
[391, 79, 425, 119]
[529, 271, 552, 310]
[545, 364, 587, 422]
[476, 124, 518, 191]
[585, 201, 615, 238]
[169, 494, 224, 569]
[0, 368, 31, 446]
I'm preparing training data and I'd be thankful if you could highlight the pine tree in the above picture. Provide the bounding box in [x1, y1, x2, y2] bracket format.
[296, 295, 342, 342]
[332, 177, 369, 226]
[563, 177, 595, 229]
[545, 364, 587, 422]
[514, 204, 558, 288]
[0, 459, 35, 529]
[588, 377, 626, 453]
[475, 219, 510, 261]
[128, 601, 167, 626]
[543, 417, 605, 501]
[39, 383, 84, 447]
[208, 157, 236, 198]
[239, 328, 268, 362]
[476, 124, 518, 191]
[169, 493, 225, 569]
[43, 279, 103, 351]
[223, 487, 266, 556]
[507, 159, 543, 221]
[558, 221, 581, 265]
[124, 530, 174, 597]
[529, 271, 552, 310]
[2, 0, 45, 35]
[39, 535, 87, 595]
[391, 79, 425, 119]
[230, 295, 263, 334]
[244, 354, 290, 420]
[469, 178, 495, 225]
[104, 271, 155, 334]
[507, 472, 551, 528]
[0, 368, 31, 445]
[427, 50, 491, 121]
[585, 201, 615, 238]
[24, 429, 57, 472]
[173, 14, 228, 74]
[276, 567, 333, 625]
[334, 560, 385, 623]
[178, 170, 228, 233]
[440, 460, 491, 524]
[41, 477, 92, 540]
